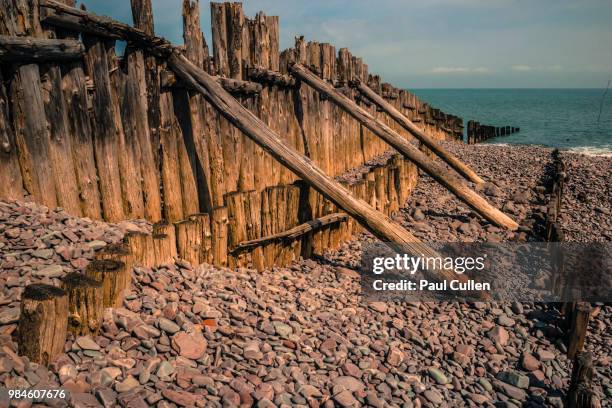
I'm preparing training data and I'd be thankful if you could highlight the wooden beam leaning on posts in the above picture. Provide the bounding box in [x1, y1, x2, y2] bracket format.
[353, 79, 484, 185]
[290, 63, 518, 231]
[38, 0, 485, 294]
[167, 51, 481, 291]
[0, 36, 84, 62]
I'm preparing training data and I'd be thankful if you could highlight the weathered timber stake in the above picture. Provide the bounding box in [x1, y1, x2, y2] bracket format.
[290, 63, 518, 231]
[0, 36, 84, 61]
[211, 206, 229, 267]
[567, 352, 600, 408]
[18, 284, 68, 366]
[96, 242, 133, 291]
[233, 212, 348, 252]
[0, 69, 24, 201]
[61, 272, 103, 336]
[124, 232, 155, 267]
[85, 259, 128, 308]
[568, 302, 592, 359]
[167, 51, 477, 289]
[354, 80, 484, 185]
[175, 218, 201, 266]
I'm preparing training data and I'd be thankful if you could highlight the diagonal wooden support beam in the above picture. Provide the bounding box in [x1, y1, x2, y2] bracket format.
[290, 63, 518, 231]
[36, 0, 487, 292]
[168, 51, 473, 286]
[353, 79, 485, 185]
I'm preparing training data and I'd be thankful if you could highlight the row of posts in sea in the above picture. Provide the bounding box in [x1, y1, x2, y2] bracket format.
[466, 120, 520, 144]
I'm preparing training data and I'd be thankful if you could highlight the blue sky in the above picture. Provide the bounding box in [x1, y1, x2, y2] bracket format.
[84, 0, 612, 89]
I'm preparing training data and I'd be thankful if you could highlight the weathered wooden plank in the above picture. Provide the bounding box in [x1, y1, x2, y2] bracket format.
[0, 36, 83, 61]
[356, 81, 486, 183]
[40, 0, 173, 57]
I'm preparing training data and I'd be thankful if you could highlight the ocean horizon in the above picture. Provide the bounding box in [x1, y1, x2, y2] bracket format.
[412, 88, 612, 156]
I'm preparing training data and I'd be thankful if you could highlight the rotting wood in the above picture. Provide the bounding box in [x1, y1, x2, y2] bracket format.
[161, 69, 263, 94]
[290, 63, 518, 231]
[567, 352, 600, 408]
[233, 212, 348, 252]
[130, 0, 161, 184]
[18, 284, 68, 366]
[0, 69, 24, 201]
[167, 51, 479, 291]
[5, 0, 58, 208]
[85, 259, 128, 308]
[56, 20, 102, 219]
[567, 302, 591, 360]
[96, 241, 133, 291]
[40, 0, 173, 58]
[247, 65, 296, 87]
[62, 272, 103, 336]
[82, 33, 125, 221]
[354, 79, 485, 185]
[211, 206, 229, 266]
[175, 218, 202, 266]
[0, 36, 84, 61]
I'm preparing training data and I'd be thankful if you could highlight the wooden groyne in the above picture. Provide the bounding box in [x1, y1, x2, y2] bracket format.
[467, 120, 520, 144]
[542, 150, 600, 408]
[0, 0, 516, 274]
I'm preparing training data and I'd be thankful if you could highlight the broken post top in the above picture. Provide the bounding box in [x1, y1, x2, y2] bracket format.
[62, 272, 102, 290]
[98, 243, 130, 257]
[23, 284, 67, 301]
[86, 259, 125, 273]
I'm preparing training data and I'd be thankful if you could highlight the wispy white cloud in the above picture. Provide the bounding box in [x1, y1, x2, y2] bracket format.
[431, 66, 490, 74]
[512, 64, 564, 72]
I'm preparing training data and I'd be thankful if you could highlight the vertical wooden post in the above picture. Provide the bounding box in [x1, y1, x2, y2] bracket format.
[567, 352, 600, 408]
[5, 0, 59, 208]
[211, 206, 229, 266]
[56, 13, 103, 219]
[62, 272, 103, 336]
[85, 259, 128, 308]
[0, 70, 24, 201]
[567, 303, 592, 359]
[175, 218, 201, 266]
[82, 33, 124, 221]
[18, 284, 68, 366]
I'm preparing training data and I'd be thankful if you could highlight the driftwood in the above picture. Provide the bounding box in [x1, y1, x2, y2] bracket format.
[291, 63, 518, 231]
[0, 36, 84, 61]
[354, 80, 484, 185]
[233, 212, 348, 252]
[18, 284, 68, 366]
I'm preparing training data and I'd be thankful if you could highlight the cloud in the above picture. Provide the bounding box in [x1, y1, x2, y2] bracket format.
[431, 66, 490, 74]
[512, 64, 564, 72]
[512, 64, 533, 72]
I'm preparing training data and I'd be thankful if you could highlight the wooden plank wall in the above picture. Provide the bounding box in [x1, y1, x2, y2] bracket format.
[0, 0, 457, 270]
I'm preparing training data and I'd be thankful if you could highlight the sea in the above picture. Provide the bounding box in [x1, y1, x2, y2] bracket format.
[412, 89, 612, 156]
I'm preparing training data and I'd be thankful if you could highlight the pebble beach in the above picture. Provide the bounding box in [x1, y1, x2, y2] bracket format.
[0, 143, 610, 408]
